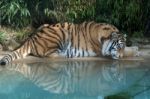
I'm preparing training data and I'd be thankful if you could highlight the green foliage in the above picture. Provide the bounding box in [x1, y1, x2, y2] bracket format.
[64, 0, 96, 22]
[132, 31, 144, 38]
[0, 0, 31, 27]
[0, 0, 96, 27]
[95, 0, 149, 37]
[0, 0, 150, 37]
[42, 0, 96, 23]
[0, 32, 6, 43]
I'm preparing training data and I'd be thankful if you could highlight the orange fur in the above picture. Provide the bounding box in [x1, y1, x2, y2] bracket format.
[0, 21, 124, 65]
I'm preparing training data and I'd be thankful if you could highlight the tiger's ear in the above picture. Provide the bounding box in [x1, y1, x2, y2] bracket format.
[110, 32, 118, 39]
[111, 32, 118, 37]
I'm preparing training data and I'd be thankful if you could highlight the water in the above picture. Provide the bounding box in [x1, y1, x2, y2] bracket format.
[0, 60, 150, 99]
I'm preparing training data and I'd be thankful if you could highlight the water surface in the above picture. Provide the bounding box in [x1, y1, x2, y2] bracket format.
[0, 60, 150, 99]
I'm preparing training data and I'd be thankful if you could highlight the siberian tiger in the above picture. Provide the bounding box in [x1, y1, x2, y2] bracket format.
[0, 21, 126, 65]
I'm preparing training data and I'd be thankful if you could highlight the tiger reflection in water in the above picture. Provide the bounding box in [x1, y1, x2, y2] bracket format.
[4, 61, 129, 96]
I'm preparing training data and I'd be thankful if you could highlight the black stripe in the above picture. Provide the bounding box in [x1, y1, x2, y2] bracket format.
[32, 37, 40, 56]
[44, 38, 59, 45]
[5, 57, 10, 63]
[82, 28, 86, 40]
[47, 28, 62, 40]
[22, 44, 26, 54]
[90, 34, 99, 45]
[70, 49, 73, 58]
[40, 38, 50, 51]
[6, 54, 13, 61]
[59, 28, 66, 41]
[23, 40, 30, 55]
[78, 52, 80, 57]
[74, 45, 77, 55]
[31, 37, 39, 55]
[40, 29, 60, 40]
[40, 30, 61, 42]
[70, 47, 74, 58]
[84, 22, 90, 33]
[47, 49, 58, 56]
[26, 39, 31, 54]
[47, 27, 57, 33]
[43, 37, 60, 48]
[61, 23, 65, 28]
[13, 52, 17, 59]
[67, 23, 71, 30]
[39, 30, 63, 49]
[70, 27, 74, 47]
[85, 22, 98, 51]
[77, 27, 80, 51]
[14, 51, 20, 58]
[75, 25, 78, 36]
[3, 54, 12, 62]
[81, 27, 87, 56]
[82, 48, 84, 57]
[88, 22, 99, 47]
[36, 33, 42, 38]
[47, 46, 58, 50]
[109, 41, 116, 51]
[34, 36, 45, 49]
[86, 45, 89, 56]
[90, 39, 99, 53]
[30, 38, 36, 54]
[67, 49, 69, 58]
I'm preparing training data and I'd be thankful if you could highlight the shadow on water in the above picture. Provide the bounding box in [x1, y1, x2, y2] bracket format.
[0, 60, 150, 99]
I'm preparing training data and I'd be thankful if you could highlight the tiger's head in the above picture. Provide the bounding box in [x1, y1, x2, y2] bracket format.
[102, 32, 126, 59]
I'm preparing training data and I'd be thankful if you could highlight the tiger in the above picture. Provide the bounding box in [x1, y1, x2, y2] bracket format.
[0, 21, 126, 65]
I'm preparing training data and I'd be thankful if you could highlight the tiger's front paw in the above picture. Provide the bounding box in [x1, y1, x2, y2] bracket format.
[124, 46, 140, 57]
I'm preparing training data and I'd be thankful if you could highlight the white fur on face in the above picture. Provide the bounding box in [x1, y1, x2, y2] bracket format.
[102, 40, 123, 59]
[110, 49, 119, 59]
[102, 39, 113, 56]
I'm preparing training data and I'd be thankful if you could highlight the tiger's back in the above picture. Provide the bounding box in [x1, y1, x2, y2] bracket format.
[46, 21, 119, 58]
[0, 21, 124, 65]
